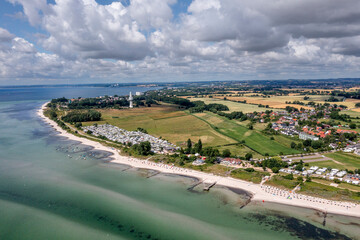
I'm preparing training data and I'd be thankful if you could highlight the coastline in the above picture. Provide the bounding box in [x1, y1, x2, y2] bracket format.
[37, 102, 360, 218]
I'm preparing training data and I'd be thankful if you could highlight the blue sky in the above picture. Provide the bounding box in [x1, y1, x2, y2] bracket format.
[0, 0, 360, 85]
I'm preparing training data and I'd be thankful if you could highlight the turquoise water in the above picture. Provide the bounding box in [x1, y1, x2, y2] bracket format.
[0, 88, 359, 240]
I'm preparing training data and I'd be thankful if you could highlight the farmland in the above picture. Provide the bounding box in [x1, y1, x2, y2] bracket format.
[205, 94, 360, 111]
[192, 111, 300, 156]
[188, 97, 280, 113]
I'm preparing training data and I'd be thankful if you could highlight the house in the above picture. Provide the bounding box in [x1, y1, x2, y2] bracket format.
[299, 132, 319, 141]
[192, 159, 205, 165]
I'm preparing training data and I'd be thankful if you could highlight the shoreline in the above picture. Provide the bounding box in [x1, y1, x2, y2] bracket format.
[37, 102, 360, 218]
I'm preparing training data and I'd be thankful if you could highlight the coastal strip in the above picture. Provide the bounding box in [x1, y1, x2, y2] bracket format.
[37, 102, 360, 218]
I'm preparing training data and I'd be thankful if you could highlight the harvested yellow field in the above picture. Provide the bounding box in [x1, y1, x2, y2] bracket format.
[189, 97, 281, 112]
[214, 96, 314, 110]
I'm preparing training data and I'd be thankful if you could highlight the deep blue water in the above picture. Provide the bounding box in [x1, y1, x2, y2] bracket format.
[0, 86, 159, 102]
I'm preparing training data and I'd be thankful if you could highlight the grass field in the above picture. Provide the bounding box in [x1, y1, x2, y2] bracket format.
[312, 178, 360, 192]
[81, 105, 237, 147]
[324, 152, 360, 170]
[265, 175, 299, 190]
[193, 112, 300, 156]
[217, 144, 262, 159]
[230, 169, 269, 183]
[299, 182, 360, 202]
[187, 164, 233, 176]
[308, 160, 345, 170]
[188, 97, 280, 113]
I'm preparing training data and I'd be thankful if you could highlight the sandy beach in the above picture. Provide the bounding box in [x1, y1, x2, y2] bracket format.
[38, 103, 360, 218]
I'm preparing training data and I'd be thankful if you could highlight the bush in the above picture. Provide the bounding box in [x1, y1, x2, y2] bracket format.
[222, 149, 231, 157]
[137, 127, 148, 134]
[75, 122, 82, 129]
[245, 152, 253, 160]
[283, 174, 294, 180]
[245, 168, 255, 172]
[349, 123, 357, 129]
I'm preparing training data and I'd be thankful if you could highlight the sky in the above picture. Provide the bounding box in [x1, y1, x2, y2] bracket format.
[1, 0, 360, 85]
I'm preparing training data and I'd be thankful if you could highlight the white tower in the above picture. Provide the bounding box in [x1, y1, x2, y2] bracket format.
[129, 92, 133, 108]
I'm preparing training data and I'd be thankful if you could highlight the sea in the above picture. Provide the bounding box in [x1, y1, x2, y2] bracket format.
[0, 86, 358, 240]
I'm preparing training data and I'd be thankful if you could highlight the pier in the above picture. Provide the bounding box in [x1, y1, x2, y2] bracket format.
[203, 180, 216, 191]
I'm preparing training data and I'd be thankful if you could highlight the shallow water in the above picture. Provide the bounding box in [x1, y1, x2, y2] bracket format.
[0, 88, 359, 240]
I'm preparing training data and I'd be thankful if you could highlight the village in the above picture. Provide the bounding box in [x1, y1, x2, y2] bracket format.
[82, 124, 178, 154]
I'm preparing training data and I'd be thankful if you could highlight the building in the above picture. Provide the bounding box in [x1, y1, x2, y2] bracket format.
[135, 92, 143, 96]
[129, 92, 133, 108]
[299, 132, 319, 141]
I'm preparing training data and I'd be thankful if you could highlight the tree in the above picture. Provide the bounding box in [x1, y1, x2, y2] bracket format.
[131, 141, 152, 155]
[195, 139, 202, 153]
[75, 122, 82, 129]
[284, 174, 294, 180]
[222, 149, 231, 157]
[303, 139, 312, 147]
[349, 123, 357, 129]
[290, 142, 296, 149]
[137, 127, 148, 133]
[245, 152, 253, 160]
[49, 111, 57, 119]
[295, 164, 303, 171]
[186, 138, 192, 153]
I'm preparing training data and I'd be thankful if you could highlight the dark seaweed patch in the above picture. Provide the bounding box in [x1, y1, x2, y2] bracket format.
[245, 212, 352, 240]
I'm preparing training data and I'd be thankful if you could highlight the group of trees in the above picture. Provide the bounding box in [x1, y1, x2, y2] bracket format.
[259, 157, 288, 173]
[68, 98, 129, 109]
[217, 111, 247, 121]
[185, 139, 203, 154]
[61, 110, 101, 123]
[330, 110, 350, 122]
[188, 101, 229, 113]
[130, 141, 153, 155]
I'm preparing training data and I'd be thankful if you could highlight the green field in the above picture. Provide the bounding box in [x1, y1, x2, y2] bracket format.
[189, 97, 281, 113]
[265, 175, 299, 190]
[299, 182, 360, 202]
[230, 169, 269, 183]
[341, 110, 360, 118]
[308, 160, 345, 170]
[324, 152, 360, 170]
[193, 112, 300, 156]
[217, 144, 262, 159]
[82, 106, 237, 147]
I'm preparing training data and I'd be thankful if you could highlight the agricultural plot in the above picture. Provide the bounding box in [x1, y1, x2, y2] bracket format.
[82, 106, 237, 147]
[216, 95, 314, 110]
[193, 112, 300, 156]
[188, 97, 278, 113]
